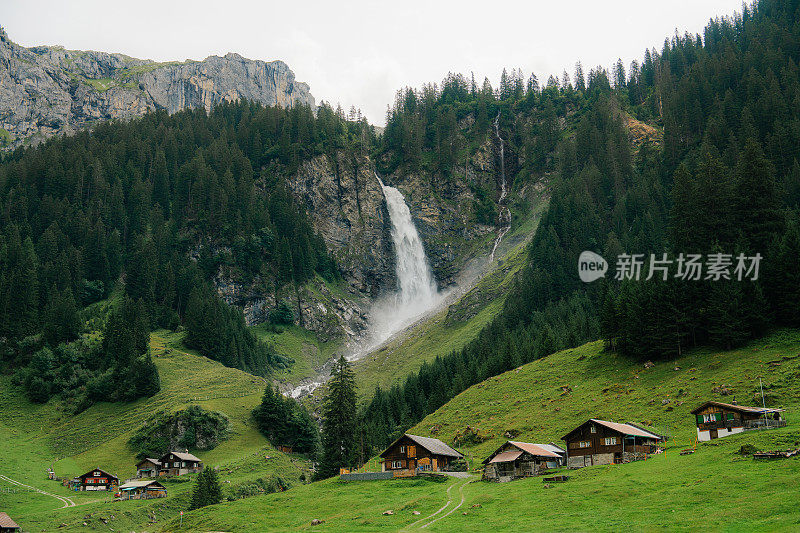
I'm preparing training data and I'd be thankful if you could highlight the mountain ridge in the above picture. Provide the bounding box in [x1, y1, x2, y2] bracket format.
[0, 26, 314, 149]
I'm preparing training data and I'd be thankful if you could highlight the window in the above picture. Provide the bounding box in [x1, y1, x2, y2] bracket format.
[391, 460, 402, 469]
[590, 426, 596, 433]
[726, 413, 735, 420]
[702, 413, 719, 423]
[579, 441, 591, 448]
[400, 446, 406, 454]
[604, 437, 617, 446]
[94, 471, 100, 476]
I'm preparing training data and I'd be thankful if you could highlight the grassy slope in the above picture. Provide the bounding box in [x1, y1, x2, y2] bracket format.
[0, 330, 309, 532]
[156, 330, 800, 532]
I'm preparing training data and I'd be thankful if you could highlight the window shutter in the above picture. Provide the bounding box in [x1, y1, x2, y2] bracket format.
[696, 414, 703, 424]
[715, 413, 723, 422]
[726, 413, 734, 420]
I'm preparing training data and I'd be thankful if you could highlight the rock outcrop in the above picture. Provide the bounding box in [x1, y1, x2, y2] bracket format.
[0, 27, 313, 148]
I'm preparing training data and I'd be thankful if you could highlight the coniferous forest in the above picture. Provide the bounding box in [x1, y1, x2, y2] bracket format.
[0, 101, 371, 409]
[357, 0, 800, 460]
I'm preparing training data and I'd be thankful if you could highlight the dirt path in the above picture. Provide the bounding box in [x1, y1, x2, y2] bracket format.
[402, 476, 473, 530]
[0, 473, 75, 508]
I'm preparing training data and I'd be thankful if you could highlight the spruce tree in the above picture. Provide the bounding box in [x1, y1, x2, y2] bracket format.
[316, 356, 357, 480]
[190, 469, 222, 510]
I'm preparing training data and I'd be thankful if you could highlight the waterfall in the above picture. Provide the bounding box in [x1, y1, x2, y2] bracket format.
[346, 175, 441, 358]
[490, 112, 511, 262]
[378, 175, 438, 308]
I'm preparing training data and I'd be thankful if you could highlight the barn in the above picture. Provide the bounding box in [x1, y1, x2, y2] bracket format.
[482, 441, 565, 481]
[562, 419, 664, 467]
[118, 480, 168, 500]
[379, 434, 463, 475]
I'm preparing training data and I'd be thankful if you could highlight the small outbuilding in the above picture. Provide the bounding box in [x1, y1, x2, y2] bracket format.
[690, 400, 786, 441]
[135, 458, 162, 478]
[157, 450, 203, 476]
[380, 434, 463, 475]
[0, 512, 21, 533]
[482, 441, 564, 481]
[562, 419, 664, 468]
[76, 468, 119, 491]
[118, 480, 168, 500]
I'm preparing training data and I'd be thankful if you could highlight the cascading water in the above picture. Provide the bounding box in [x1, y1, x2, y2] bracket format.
[353, 175, 441, 354]
[490, 112, 511, 262]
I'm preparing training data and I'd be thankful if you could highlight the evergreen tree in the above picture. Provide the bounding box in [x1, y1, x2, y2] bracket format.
[316, 356, 357, 480]
[190, 468, 222, 510]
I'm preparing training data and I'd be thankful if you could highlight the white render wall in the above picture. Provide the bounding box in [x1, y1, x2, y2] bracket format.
[697, 426, 744, 442]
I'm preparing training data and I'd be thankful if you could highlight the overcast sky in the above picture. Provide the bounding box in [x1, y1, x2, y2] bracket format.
[1, 0, 744, 125]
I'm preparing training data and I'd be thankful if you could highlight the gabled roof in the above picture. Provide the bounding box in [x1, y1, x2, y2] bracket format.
[159, 451, 202, 462]
[562, 419, 663, 440]
[136, 458, 161, 467]
[379, 434, 463, 458]
[538, 443, 566, 455]
[482, 441, 561, 464]
[0, 512, 20, 529]
[690, 400, 785, 415]
[78, 468, 119, 481]
[119, 480, 166, 490]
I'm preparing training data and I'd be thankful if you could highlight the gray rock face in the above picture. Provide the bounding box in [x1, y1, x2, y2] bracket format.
[288, 153, 396, 297]
[0, 27, 314, 148]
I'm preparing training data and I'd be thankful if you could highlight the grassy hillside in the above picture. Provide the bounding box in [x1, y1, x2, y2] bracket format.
[0, 330, 310, 532]
[151, 330, 800, 532]
[411, 329, 800, 461]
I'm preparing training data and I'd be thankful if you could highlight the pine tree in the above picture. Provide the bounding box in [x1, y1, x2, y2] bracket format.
[316, 356, 357, 480]
[43, 286, 80, 346]
[190, 469, 222, 510]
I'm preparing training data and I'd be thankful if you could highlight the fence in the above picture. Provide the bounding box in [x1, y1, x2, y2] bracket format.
[339, 472, 394, 481]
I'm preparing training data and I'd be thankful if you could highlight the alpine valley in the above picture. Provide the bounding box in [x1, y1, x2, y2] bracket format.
[1, 0, 800, 530]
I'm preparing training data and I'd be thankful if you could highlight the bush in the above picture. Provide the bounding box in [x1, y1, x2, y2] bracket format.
[269, 301, 295, 325]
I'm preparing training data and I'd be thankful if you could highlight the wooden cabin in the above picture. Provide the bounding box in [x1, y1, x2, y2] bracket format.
[118, 480, 167, 500]
[135, 458, 161, 478]
[691, 401, 786, 441]
[379, 434, 463, 475]
[76, 468, 119, 491]
[562, 419, 663, 468]
[157, 451, 203, 476]
[0, 512, 21, 533]
[482, 441, 564, 481]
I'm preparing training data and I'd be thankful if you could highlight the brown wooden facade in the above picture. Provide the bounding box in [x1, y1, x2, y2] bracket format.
[118, 480, 167, 500]
[157, 451, 203, 476]
[135, 458, 161, 478]
[379, 434, 462, 474]
[562, 420, 663, 468]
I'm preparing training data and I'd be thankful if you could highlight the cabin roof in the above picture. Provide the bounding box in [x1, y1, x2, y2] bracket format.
[562, 419, 663, 440]
[78, 468, 118, 481]
[690, 400, 785, 415]
[0, 512, 20, 529]
[538, 443, 566, 455]
[119, 480, 166, 490]
[482, 441, 562, 464]
[160, 451, 202, 462]
[379, 434, 463, 458]
[136, 458, 161, 467]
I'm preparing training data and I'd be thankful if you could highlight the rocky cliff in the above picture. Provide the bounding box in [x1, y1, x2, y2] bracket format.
[0, 27, 314, 148]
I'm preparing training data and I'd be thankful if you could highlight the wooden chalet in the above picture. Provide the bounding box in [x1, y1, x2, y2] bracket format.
[118, 480, 167, 500]
[76, 468, 119, 491]
[691, 400, 786, 441]
[157, 450, 203, 476]
[0, 512, 21, 533]
[482, 441, 565, 481]
[135, 458, 161, 478]
[379, 434, 463, 475]
[562, 419, 664, 468]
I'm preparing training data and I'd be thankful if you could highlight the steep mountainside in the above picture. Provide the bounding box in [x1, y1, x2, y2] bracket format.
[0, 27, 314, 148]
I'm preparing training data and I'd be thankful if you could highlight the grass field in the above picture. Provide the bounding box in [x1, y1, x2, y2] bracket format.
[0, 330, 310, 532]
[153, 329, 800, 532]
